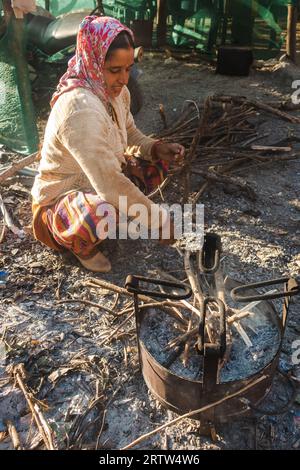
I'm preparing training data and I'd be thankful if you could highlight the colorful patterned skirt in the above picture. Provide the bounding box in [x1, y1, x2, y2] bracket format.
[32, 157, 168, 257]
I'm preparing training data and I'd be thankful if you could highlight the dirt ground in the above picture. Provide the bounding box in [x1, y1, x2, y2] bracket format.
[0, 52, 300, 451]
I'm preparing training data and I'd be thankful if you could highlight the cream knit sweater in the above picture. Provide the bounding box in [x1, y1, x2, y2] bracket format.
[32, 86, 168, 230]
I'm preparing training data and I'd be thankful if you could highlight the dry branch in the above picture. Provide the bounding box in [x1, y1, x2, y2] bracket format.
[191, 169, 257, 200]
[153, 94, 300, 206]
[86, 278, 188, 326]
[6, 421, 23, 450]
[182, 96, 211, 202]
[212, 95, 300, 124]
[121, 375, 268, 450]
[0, 152, 39, 184]
[0, 223, 5, 244]
[13, 364, 56, 450]
[56, 298, 117, 316]
[251, 145, 291, 152]
[98, 311, 135, 347]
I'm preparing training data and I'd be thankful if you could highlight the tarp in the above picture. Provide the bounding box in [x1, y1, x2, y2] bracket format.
[0, 14, 39, 154]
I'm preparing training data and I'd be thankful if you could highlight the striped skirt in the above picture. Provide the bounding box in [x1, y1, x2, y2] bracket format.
[32, 157, 168, 257]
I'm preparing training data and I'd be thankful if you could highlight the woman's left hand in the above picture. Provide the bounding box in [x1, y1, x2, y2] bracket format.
[152, 142, 185, 166]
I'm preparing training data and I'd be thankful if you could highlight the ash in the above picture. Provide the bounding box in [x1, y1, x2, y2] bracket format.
[174, 233, 204, 253]
[220, 322, 280, 382]
[140, 306, 281, 382]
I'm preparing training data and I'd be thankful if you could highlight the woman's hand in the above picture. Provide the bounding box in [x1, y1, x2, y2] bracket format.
[152, 141, 185, 166]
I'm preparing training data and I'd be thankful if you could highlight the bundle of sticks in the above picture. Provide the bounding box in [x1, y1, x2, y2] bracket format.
[152, 94, 300, 202]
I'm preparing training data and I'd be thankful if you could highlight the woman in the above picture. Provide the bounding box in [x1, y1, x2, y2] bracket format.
[31, 16, 185, 272]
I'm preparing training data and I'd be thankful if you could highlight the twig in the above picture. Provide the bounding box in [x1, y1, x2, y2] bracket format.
[86, 278, 136, 298]
[54, 276, 64, 301]
[121, 375, 268, 449]
[111, 294, 120, 311]
[0, 152, 38, 184]
[123, 342, 128, 367]
[251, 145, 291, 152]
[191, 169, 256, 201]
[0, 223, 5, 243]
[33, 404, 55, 449]
[117, 301, 134, 316]
[182, 96, 211, 202]
[6, 420, 23, 450]
[229, 153, 299, 175]
[214, 267, 232, 363]
[138, 301, 188, 325]
[153, 269, 201, 318]
[239, 133, 269, 148]
[86, 278, 186, 321]
[183, 318, 193, 367]
[167, 325, 198, 350]
[183, 252, 215, 342]
[157, 183, 165, 202]
[148, 175, 171, 199]
[67, 397, 104, 449]
[98, 311, 135, 347]
[232, 322, 253, 347]
[227, 290, 278, 324]
[56, 298, 117, 316]
[0, 194, 25, 238]
[95, 409, 107, 450]
[183, 251, 203, 307]
[212, 95, 300, 124]
[13, 364, 56, 450]
[192, 181, 210, 204]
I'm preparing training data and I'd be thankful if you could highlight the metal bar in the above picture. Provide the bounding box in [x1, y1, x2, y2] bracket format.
[198, 233, 222, 274]
[125, 275, 192, 300]
[157, 0, 168, 46]
[287, 5, 298, 63]
[231, 277, 299, 303]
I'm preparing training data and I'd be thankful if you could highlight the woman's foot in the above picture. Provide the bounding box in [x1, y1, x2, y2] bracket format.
[75, 251, 112, 273]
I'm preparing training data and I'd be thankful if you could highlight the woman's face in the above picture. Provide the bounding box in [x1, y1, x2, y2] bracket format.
[103, 47, 135, 98]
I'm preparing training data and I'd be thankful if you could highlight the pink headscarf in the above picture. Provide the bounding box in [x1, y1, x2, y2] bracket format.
[50, 16, 134, 110]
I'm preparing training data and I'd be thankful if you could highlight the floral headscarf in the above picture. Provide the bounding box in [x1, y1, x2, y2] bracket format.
[50, 16, 134, 110]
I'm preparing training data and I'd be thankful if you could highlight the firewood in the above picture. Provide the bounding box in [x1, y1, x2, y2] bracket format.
[13, 364, 56, 450]
[251, 145, 292, 152]
[0, 152, 39, 184]
[191, 169, 257, 201]
[212, 95, 300, 124]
